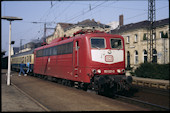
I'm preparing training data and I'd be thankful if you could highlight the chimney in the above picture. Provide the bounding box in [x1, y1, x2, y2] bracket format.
[92, 19, 95, 22]
[119, 15, 123, 26]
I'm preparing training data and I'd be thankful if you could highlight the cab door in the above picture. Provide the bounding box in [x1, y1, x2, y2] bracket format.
[73, 39, 80, 78]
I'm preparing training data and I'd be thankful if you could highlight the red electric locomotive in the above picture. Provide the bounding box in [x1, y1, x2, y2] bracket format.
[34, 30, 132, 95]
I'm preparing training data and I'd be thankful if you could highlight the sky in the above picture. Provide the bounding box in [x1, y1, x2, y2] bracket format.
[1, 0, 169, 56]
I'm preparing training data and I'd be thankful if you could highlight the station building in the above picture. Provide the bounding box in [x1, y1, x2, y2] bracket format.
[111, 18, 169, 72]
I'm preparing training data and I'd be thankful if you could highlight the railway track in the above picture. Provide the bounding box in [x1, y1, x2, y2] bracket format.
[86, 85, 169, 111]
[31, 73, 170, 111]
[48, 75, 170, 111]
[7, 70, 169, 111]
[114, 94, 170, 111]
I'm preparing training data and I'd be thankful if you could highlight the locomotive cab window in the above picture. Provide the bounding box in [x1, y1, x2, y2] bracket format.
[91, 38, 105, 49]
[76, 41, 79, 50]
[110, 39, 122, 49]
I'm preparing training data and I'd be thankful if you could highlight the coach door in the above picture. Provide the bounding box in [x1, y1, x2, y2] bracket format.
[73, 40, 80, 78]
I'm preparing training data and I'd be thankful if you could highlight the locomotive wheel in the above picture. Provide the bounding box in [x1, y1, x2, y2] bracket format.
[61, 79, 66, 85]
[82, 83, 88, 91]
[66, 80, 74, 87]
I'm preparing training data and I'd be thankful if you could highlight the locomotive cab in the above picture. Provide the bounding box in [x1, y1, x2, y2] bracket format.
[89, 34, 125, 75]
[85, 33, 132, 95]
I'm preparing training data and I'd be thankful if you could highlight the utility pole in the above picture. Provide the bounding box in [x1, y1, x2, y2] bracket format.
[147, 0, 156, 63]
[32, 22, 55, 43]
[20, 39, 25, 52]
[1, 16, 23, 86]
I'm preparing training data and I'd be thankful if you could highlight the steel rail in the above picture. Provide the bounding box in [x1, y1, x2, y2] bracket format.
[115, 94, 170, 111]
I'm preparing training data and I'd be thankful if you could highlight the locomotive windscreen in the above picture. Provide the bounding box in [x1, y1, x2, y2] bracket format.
[110, 39, 122, 49]
[91, 38, 105, 48]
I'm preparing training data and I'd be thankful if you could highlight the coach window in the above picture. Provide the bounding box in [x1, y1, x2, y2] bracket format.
[43, 49, 46, 56]
[91, 38, 105, 49]
[48, 48, 51, 56]
[46, 49, 48, 56]
[29, 56, 31, 62]
[45, 49, 48, 56]
[50, 47, 53, 56]
[39, 50, 43, 57]
[24, 57, 26, 63]
[110, 39, 122, 49]
[27, 56, 28, 62]
[53, 46, 57, 55]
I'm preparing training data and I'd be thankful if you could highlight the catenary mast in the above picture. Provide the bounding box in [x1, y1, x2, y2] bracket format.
[147, 0, 156, 63]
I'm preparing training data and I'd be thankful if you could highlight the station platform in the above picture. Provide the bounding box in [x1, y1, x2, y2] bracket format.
[1, 69, 46, 112]
[132, 76, 170, 89]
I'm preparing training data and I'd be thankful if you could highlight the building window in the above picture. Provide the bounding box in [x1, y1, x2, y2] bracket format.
[153, 33, 156, 40]
[152, 49, 157, 63]
[160, 31, 168, 38]
[127, 36, 130, 43]
[135, 34, 138, 42]
[134, 50, 138, 64]
[127, 51, 130, 68]
[143, 50, 147, 63]
[160, 31, 163, 38]
[143, 33, 147, 40]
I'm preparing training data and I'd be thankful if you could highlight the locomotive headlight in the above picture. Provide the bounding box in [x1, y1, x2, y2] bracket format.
[117, 69, 121, 73]
[92, 69, 97, 74]
[97, 69, 101, 74]
[122, 69, 125, 73]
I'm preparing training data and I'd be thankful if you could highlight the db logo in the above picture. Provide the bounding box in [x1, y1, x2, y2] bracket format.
[105, 55, 113, 62]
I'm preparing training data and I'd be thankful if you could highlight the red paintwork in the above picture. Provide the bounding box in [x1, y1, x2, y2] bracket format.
[34, 33, 125, 83]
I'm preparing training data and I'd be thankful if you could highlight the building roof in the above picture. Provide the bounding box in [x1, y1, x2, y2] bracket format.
[64, 19, 110, 31]
[76, 19, 110, 28]
[154, 18, 169, 27]
[111, 18, 169, 34]
[58, 23, 74, 30]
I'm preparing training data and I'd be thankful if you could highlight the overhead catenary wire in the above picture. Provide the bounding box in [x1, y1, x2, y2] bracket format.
[10, 1, 169, 48]
[52, 1, 74, 22]
[64, 1, 108, 23]
[125, 5, 168, 21]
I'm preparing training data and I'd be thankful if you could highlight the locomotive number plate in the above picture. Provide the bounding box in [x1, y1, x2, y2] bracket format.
[104, 70, 115, 73]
